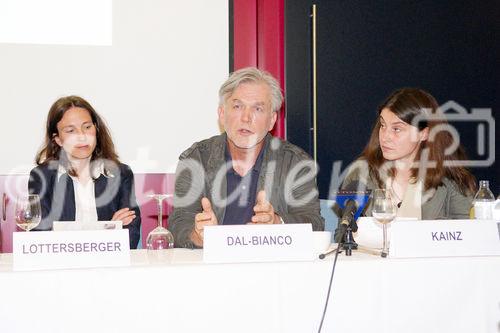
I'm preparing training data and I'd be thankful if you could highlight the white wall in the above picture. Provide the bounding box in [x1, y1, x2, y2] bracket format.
[0, 0, 228, 175]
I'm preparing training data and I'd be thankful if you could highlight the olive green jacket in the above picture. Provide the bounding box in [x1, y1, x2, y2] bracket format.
[169, 133, 325, 248]
[342, 160, 473, 219]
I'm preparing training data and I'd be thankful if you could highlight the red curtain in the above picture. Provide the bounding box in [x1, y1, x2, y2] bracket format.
[233, 0, 285, 139]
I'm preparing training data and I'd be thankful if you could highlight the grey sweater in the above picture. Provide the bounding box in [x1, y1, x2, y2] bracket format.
[342, 159, 473, 219]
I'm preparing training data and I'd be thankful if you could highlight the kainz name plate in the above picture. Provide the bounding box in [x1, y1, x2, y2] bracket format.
[389, 220, 500, 258]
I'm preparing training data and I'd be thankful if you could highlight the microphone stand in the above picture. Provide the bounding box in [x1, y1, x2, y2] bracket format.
[342, 223, 358, 256]
[338, 208, 358, 256]
[320, 217, 358, 259]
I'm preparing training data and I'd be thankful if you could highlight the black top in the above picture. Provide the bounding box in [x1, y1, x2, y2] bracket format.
[28, 161, 141, 249]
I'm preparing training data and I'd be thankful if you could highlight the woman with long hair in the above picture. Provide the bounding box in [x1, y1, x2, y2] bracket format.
[342, 88, 476, 219]
[29, 96, 141, 248]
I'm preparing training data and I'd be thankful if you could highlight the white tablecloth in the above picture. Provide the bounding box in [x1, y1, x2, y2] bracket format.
[0, 249, 499, 333]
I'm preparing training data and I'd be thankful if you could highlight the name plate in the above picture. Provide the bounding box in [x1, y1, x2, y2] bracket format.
[203, 224, 314, 263]
[13, 229, 130, 271]
[389, 220, 500, 258]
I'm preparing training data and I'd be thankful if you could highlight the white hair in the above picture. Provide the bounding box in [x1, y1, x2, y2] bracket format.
[218, 67, 283, 112]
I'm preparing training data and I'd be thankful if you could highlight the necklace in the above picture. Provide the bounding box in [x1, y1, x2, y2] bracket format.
[391, 181, 403, 208]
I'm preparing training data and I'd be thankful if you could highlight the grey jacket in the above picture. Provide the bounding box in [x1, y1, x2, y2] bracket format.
[169, 133, 325, 248]
[342, 160, 473, 219]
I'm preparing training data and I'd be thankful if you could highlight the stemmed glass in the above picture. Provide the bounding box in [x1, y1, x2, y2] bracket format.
[371, 189, 396, 258]
[15, 194, 42, 231]
[146, 194, 174, 250]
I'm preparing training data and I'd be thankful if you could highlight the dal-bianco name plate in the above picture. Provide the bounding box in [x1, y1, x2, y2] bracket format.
[203, 224, 314, 263]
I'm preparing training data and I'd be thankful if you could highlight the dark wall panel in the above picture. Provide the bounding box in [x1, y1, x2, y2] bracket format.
[286, 0, 500, 198]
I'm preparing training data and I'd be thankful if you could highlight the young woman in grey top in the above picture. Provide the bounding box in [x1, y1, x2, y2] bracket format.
[342, 88, 476, 219]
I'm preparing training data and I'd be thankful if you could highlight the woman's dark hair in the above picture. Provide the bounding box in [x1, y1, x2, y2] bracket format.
[35, 95, 120, 177]
[361, 88, 476, 195]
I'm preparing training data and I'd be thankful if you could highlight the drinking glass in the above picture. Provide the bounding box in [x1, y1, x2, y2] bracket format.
[146, 194, 174, 250]
[371, 189, 396, 257]
[15, 194, 42, 231]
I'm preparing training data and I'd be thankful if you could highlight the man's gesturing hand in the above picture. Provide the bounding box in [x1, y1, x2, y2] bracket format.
[249, 190, 281, 225]
[191, 197, 218, 246]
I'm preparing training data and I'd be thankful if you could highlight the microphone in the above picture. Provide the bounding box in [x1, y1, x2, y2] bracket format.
[331, 181, 370, 255]
[317, 182, 371, 332]
[333, 199, 358, 243]
[336, 200, 358, 255]
[341, 199, 358, 229]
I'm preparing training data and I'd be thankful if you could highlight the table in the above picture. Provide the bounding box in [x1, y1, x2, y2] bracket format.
[1, 249, 499, 333]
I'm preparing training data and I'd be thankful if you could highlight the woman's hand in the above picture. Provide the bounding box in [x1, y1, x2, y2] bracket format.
[111, 207, 136, 226]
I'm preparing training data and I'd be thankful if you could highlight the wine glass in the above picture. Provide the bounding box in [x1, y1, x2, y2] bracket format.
[15, 194, 42, 231]
[371, 189, 396, 258]
[146, 194, 174, 250]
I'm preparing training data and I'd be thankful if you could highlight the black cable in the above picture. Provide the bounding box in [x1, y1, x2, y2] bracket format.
[317, 240, 343, 333]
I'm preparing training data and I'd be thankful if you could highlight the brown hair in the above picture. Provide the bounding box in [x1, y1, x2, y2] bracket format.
[361, 88, 476, 195]
[35, 95, 120, 177]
